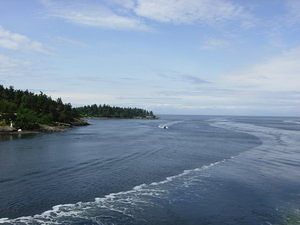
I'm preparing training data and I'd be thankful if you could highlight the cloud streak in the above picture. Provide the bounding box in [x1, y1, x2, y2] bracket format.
[48, 91, 116, 105]
[150, 46, 300, 115]
[0, 54, 32, 76]
[41, 0, 150, 31]
[201, 38, 230, 50]
[41, 0, 254, 31]
[0, 26, 51, 54]
[54, 36, 89, 48]
[223, 47, 300, 92]
[158, 71, 209, 85]
[134, 0, 252, 26]
[286, 0, 300, 24]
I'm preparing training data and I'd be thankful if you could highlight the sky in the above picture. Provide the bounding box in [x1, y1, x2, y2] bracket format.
[0, 0, 300, 116]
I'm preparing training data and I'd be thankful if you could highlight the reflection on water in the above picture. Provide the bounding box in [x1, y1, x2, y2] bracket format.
[0, 134, 21, 142]
[0, 133, 38, 142]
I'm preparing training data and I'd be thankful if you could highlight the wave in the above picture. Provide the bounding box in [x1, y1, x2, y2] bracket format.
[210, 119, 300, 172]
[283, 120, 300, 125]
[3, 118, 299, 225]
[0, 158, 231, 225]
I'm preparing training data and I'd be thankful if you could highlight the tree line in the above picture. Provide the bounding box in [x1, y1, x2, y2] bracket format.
[0, 85, 78, 129]
[0, 85, 156, 130]
[74, 104, 155, 119]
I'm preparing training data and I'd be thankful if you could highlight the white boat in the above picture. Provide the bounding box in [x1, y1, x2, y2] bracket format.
[158, 124, 169, 129]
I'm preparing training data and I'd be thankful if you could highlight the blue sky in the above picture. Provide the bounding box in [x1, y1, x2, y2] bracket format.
[0, 0, 300, 116]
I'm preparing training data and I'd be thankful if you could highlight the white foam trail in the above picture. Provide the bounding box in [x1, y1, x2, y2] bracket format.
[209, 118, 300, 173]
[0, 157, 230, 225]
[210, 118, 300, 140]
[283, 120, 300, 125]
[158, 120, 183, 129]
[7, 118, 297, 225]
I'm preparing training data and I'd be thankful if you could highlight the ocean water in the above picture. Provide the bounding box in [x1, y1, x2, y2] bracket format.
[0, 115, 299, 225]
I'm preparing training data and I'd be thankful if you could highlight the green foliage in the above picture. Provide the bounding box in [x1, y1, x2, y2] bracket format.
[0, 85, 79, 129]
[0, 84, 156, 130]
[0, 120, 6, 126]
[38, 113, 54, 124]
[75, 104, 156, 119]
[0, 99, 17, 112]
[15, 108, 39, 129]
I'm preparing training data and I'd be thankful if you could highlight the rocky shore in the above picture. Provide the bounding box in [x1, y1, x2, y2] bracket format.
[0, 119, 89, 135]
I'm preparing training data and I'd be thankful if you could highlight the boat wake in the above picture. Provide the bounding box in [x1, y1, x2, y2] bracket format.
[0, 158, 231, 225]
[283, 119, 300, 125]
[210, 118, 300, 180]
[2, 118, 299, 225]
[158, 120, 182, 129]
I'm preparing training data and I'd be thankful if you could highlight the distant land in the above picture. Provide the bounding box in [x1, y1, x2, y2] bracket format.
[75, 104, 156, 119]
[0, 85, 157, 133]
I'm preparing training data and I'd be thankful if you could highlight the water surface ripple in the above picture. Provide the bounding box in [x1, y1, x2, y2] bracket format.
[0, 116, 299, 224]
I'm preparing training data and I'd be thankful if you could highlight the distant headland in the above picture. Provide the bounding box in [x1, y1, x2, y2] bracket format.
[0, 85, 157, 134]
[75, 104, 157, 120]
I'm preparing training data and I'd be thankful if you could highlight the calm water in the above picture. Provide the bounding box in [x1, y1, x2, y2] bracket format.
[0, 115, 299, 225]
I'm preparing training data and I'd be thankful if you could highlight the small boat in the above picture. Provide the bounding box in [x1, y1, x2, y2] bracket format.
[158, 124, 169, 129]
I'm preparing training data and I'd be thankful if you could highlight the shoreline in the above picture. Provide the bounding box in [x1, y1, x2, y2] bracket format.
[0, 120, 89, 136]
[0, 116, 158, 136]
[85, 116, 159, 120]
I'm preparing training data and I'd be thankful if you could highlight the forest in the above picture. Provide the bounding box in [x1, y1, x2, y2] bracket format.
[0, 85, 156, 130]
[74, 104, 156, 119]
[0, 85, 79, 129]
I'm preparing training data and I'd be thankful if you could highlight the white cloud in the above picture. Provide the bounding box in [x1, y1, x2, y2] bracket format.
[286, 0, 300, 24]
[145, 102, 253, 112]
[134, 0, 253, 26]
[48, 92, 116, 105]
[224, 47, 300, 92]
[0, 26, 51, 54]
[151, 48, 300, 115]
[201, 38, 230, 50]
[54, 36, 89, 48]
[0, 54, 32, 76]
[41, 0, 149, 31]
[104, 0, 136, 9]
[41, 0, 254, 31]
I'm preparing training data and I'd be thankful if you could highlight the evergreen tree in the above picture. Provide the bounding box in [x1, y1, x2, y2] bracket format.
[0, 85, 79, 129]
[75, 104, 156, 119]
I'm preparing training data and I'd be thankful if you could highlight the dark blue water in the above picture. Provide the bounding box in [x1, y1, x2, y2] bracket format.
[0, 115, 299, 225]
